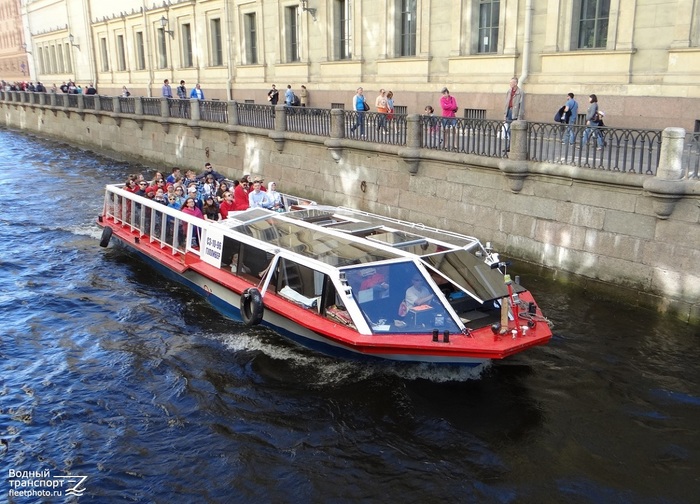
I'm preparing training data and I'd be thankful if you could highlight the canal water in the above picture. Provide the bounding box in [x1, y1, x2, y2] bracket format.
[0, 128, 698, 503]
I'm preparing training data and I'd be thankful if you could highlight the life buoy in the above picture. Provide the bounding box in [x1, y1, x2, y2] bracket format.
[99, 226, 113, 248]
[240, 287, 264, 326]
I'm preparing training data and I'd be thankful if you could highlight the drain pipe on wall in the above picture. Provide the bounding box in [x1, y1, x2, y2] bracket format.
[518, 0, 534, 87]
[224, 0, 233, 101]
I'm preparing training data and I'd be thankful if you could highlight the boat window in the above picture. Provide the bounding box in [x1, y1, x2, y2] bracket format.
[237, 216, 400, 266]
[420, 249, 524, 303]
[275, 258, 325, 312]
[343, 262, 460, 335]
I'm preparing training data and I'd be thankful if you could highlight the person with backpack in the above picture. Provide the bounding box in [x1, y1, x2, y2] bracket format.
[562, 92, 578, 145]
[581, 94, 604, 151]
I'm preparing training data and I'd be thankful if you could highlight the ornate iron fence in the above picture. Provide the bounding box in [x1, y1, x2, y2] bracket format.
[99, 96, 114, 112]
[343, 110, 408, 145]
[83, 95, 95, 109]
[683, 132, 700, 179]
[200, 100, 228, 123]
[237, 102, 274, 129]
[285, 107, 331, 136]
[168, 98, 189, 119]
[67, 94, 79, 108]
[420, 117, 507, 157]
[119, 97, 135, 114]
[528, 122, 662, 175]
[142, 98, 161, 116]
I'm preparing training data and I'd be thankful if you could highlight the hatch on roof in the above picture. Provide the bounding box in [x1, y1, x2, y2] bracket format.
[366, 230, 427, 248]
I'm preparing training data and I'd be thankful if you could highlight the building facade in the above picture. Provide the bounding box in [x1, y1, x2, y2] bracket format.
[0, 0, 28, 82]
[18, 0, 700, 131]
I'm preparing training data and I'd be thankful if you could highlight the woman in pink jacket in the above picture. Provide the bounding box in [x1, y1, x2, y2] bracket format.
[439, 87, 458, 128]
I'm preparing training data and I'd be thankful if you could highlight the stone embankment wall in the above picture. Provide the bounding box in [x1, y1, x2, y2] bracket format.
[1, 97, 698, 323]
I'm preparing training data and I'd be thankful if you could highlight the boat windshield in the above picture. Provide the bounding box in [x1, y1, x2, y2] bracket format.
[342, 262, 461, 335]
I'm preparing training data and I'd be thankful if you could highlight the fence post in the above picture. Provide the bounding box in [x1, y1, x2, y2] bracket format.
[48, 92, 57, 107]
[188, 98, 201, 138]
[159, 97, 170, 133]
[398, 114, 422, 175]
[325, 108, 345, 161]
[270, 104, 287, 151]
[131, 96, 143, 129]
[225, 100, 239, 144]
[499, 120, 530, 193]
[643, 127, 687, 219]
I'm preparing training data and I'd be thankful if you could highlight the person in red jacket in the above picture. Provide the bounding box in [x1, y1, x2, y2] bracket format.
[219, 191, 236, 219]
[233, 178, 250, 211]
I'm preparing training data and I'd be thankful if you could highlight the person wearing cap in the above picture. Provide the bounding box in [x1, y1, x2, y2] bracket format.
[439, 87, 458, 128]
[503, 77, 524, 151]
[187, 185, 203, 211]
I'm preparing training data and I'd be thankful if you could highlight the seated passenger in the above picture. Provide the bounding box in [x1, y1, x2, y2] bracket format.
[248, 180, 273, 209]
[404, 275, 434, 310]
[233, 179, 250, 211]
[267, 181, 284, 211]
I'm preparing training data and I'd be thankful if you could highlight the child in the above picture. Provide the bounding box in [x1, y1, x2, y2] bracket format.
[424, 105, 439, 147]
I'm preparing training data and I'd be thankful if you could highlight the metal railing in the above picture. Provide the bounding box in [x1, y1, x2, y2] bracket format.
[528, 122, 662, 175]
[200, 100, 228, 123]
[119, 97, 135, 114]
[420, 116, 507, 157]
[99, 96, 114, 112]
[103, 185, 202, 256]
[343, 111, 408, 146]
[683, 132, 700, 179]
[285, 107, 331, 136]
[142, 97, 160, 116]
[3, 91, 696, 178]
[168, 98, 190, 119]
[237, 102, 275, 129]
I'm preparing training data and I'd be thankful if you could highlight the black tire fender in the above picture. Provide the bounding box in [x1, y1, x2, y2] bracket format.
[99, 226, 113, 248]
[240, 287, 264, 326]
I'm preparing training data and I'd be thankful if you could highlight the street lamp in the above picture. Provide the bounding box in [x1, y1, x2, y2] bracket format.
[160, 16, 174, 38]
[68, 34, 80, 50]
[300, 0, 317, 20]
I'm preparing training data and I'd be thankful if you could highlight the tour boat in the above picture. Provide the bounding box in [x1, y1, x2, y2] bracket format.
[97, 183, 552, 366]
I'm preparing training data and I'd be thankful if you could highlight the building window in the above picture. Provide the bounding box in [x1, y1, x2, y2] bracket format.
[135, 31, 145, 70]
[49, 45, 57, 73]
[285, 6, 299, 62]
[100, 38, 109, 72]
[56, 44, 64, 73]
[334, 0, 351, 60]
[37, 47, 44, 74]
[577, 0, 610, 49]
[397, 0, 417, 57]
[244, 13, 258, 64]
[157, 28, 167, 68]
[181, 23, 193, 67]
[477, 0, 499, 53]
[116, 34, 126, 71]
[64, 43, 72, 73]
[210, 18, 223, 66]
